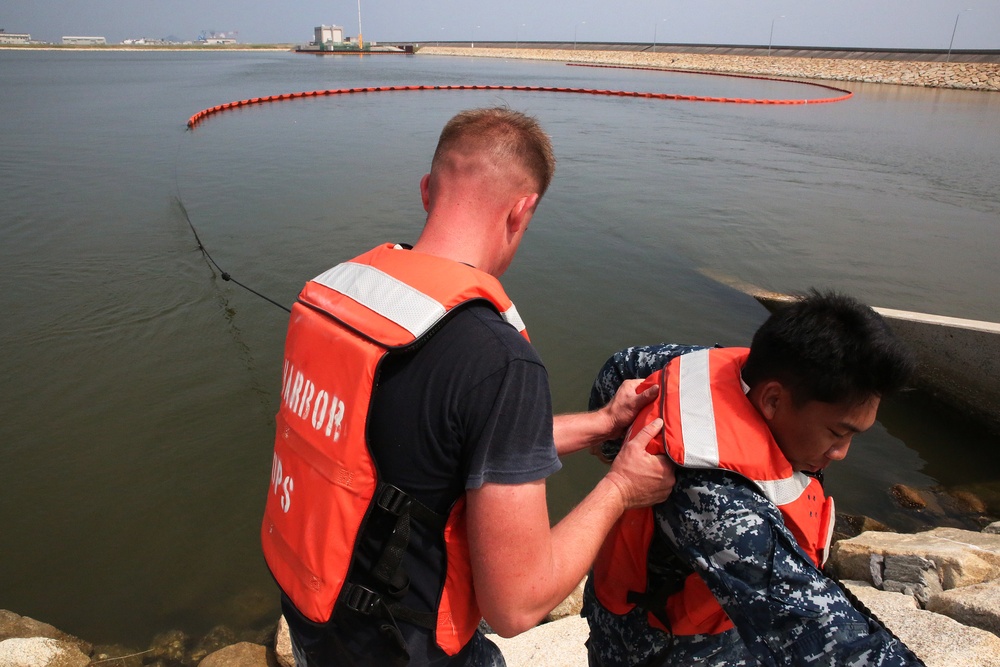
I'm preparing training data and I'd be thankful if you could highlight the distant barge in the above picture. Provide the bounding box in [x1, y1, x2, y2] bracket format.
[295, 44, 413, 55]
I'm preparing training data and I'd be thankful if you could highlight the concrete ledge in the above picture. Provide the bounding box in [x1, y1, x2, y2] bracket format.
[418, 46, 1000, 92]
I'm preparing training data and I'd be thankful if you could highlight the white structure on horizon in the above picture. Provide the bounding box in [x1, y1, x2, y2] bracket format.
[314, 25, 344, 45]
[0, 31, 32, 44]
[62, 36, 107, 45]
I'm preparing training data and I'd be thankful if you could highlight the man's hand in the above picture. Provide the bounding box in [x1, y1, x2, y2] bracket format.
[601, 378, 659, 440]
[553, 379, 659, 457]
[605, 418, 675, 510]
[468, 416, 674, 637]
[588, 378, 659, 462]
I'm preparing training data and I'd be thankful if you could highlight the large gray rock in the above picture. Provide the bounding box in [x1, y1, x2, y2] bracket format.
[0, 637, 90, 667]
[0, 611, 91, 656]
[871, 553, 944, 605]
[927, 579, 1000, 638]
[830, 527, 1000, 589]
[490, 616, 589, 667]
[845, 581, 1000, 667]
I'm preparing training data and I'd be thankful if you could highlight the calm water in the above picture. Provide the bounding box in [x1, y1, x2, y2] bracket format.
[2, 50, 999, 647]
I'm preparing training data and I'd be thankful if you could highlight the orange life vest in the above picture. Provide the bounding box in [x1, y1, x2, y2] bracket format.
[261, 243, 529, 656]
[593, 347, 836, 637]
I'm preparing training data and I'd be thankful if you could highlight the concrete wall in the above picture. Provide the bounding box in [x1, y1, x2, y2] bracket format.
[420, 46, 1000, 92]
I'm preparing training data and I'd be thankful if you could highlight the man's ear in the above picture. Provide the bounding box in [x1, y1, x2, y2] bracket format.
[507, 193, 539, 235]
[420, 173, 431, 212]
[756, 380, 786, 421]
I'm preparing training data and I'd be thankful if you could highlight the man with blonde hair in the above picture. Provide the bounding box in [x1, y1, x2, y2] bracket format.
[262, 107, 675, 666]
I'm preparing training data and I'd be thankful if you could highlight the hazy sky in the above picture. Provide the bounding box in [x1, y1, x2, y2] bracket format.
[4, 0, 998, 50]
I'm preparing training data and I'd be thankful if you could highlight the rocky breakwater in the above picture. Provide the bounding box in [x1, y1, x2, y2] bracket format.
[6, 525, 1000, 667]
[419, 46, 1000, 92]
[828, 521, 1000, 667]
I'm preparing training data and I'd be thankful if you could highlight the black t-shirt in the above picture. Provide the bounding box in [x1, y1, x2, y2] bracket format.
[285, 300, 560, 666]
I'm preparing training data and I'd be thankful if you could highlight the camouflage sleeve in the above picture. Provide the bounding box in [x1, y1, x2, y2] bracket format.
[589, 344, 707, 460]
[655, 469, 924, 667]
[588, 344, 708, 411]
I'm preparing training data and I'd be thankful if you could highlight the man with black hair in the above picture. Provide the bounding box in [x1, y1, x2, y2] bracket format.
[583, 291, 924, 666]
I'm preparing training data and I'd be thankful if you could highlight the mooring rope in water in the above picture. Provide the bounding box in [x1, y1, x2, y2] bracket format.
[185, 72, 853, 128]
[173, 195, 291, 313]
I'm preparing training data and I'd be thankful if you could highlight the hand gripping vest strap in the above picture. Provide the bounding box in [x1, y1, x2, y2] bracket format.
[262, 244, 529, 657]
[594, 347, 834, 637]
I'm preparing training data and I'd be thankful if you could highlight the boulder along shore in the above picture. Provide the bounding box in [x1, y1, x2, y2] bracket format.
[4, 519, 1000, 666]
[417, 45, 1000, 92]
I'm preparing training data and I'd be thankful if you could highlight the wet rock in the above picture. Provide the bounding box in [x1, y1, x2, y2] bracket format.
[892, 484, 928, 510]
[927, 579, 1000, 638]
[89, 644, 147, 667]
[0, 637, 90, 667]
[149, 630, 189, 665]
[197, 642, 273, 667]
[189, 626, 238, 664]
[948, 490, 988, 515]
[836, 513, 893, 539]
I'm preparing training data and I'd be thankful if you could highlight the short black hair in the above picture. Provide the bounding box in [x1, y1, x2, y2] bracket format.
[742, 290, 915, 406]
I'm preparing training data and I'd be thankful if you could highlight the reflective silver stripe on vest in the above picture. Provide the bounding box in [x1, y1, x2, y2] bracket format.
[312, 262, 525, 337]
[677, 348, 811, 507]
[502, 304, 526, 333]
[754, 474, 812, 506]
[312, 263, 446, 338]
[678, 350, 721, 468]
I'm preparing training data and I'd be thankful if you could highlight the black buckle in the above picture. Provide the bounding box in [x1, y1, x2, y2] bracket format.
[344, 584, 380, 615]
[377, 484, 411, 516]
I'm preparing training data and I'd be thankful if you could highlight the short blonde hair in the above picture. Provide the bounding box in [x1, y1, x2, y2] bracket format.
[431, 107, 556, 198]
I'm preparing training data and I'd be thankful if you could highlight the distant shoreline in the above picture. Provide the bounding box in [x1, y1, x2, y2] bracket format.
[5, 43, 997, 91]
[419, 46, 1000, 92]
[0, 44, 295, 52]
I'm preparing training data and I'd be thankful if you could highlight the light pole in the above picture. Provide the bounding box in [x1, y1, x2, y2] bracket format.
[767, 15, 785, 56]
[573, 20, 586, 50]
[652, 18, 667, 53]
[946, 9, 972, 62]
[516, 22, 525, 49]
[357, 0, 363, 48]
[472, 24, 480, 48]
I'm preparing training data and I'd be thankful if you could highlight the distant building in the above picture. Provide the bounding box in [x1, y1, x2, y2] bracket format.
[0, 31, 32, 44]
[197, 31, 238, 45]
[63, 36, 107, 45]
[314, 25, 344, 45]
[122, 37, 170, 46]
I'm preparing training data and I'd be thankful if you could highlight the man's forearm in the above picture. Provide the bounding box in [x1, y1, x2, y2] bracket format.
[553, 410, 615, 456]
[468, 420, 671, 637]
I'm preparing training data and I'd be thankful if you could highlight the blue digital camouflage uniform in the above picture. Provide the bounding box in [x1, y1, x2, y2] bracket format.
[582, 344, 923, 667]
